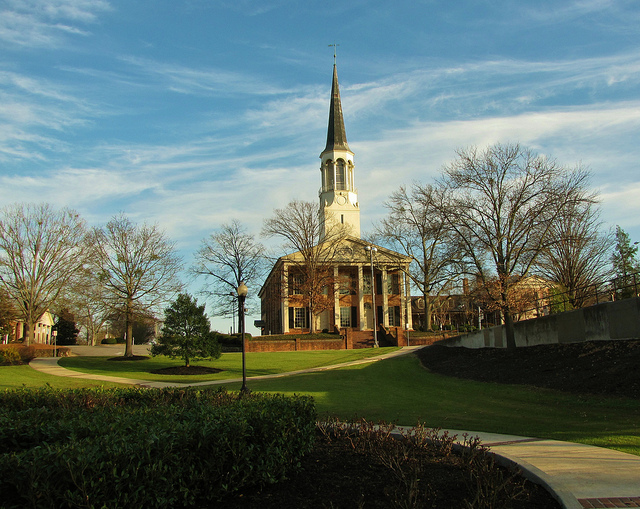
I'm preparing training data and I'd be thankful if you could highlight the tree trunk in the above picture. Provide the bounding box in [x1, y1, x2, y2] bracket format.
[308, 295, 315, 333]
[424, 292, 432, 330]
[504, 307, 517, 350]
[23, 318, 35, 346]
[124, 298, 134, 357]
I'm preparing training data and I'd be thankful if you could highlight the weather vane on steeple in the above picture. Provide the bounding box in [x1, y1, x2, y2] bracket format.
[328, 43, 339, 64]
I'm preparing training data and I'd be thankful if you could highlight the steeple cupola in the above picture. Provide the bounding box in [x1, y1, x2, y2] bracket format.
[319, 64, 360, 239]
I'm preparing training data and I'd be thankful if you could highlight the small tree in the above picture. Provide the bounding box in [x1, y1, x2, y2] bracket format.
[52, 308, 80, 345]
[151, 293, 221, 367]
[0, 290, 18, 341]
[611, 226, 640, 299]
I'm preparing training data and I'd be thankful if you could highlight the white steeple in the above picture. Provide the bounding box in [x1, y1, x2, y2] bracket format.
[319, 64, 360, 240]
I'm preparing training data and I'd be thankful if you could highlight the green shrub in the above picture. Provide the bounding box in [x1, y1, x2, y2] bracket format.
[101, 337, 117, 344]
[0, 387, 316, 508]
[0, 347, 21, 365]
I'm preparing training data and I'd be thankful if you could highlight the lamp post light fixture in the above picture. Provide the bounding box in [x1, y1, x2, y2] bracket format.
[52, 330, 58, 358]
[364, 245, 379, 348]
[237, 281, 249, 394]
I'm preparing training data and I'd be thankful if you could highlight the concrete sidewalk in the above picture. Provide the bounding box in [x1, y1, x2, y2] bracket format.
[447, 430, 640, 509]
[28, 347, 640, 509]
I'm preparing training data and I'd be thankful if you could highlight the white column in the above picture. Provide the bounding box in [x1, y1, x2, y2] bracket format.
[358, 264, 365, 330]
[382, 267, 389, 327]
[405, 270, 413, 330]
[334, 266, 340, 329]
[283, 264, 289, 333]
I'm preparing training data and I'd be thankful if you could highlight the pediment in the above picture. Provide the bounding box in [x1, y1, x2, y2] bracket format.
[280, 236, 411, 266]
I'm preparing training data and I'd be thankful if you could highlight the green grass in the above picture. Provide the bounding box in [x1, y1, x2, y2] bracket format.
[57, 348, 399, 383]
[219, 355, 640, 456]
[0, 364, 123, 390]
[3, 349, 639, 457]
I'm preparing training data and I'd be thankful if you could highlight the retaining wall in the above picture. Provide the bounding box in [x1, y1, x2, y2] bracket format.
[438, 297, 640, 348]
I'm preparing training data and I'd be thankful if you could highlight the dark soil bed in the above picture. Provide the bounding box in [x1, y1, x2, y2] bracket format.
[221, 430, 559, 509]
[150, 365, 223, 375]
[415, 339, 640, 399]
[107, 355, 150, 362]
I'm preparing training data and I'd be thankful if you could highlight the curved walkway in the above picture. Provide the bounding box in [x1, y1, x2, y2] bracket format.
[29, 346, 640, 509]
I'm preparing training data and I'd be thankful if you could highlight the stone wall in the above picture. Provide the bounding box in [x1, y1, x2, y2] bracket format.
[438, 297, 640, 348]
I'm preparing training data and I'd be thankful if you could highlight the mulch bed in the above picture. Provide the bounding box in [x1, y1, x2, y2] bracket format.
[150, 365, 223, 375]
[220, 430, 559, 509]
[415, 339, 640, 399]
[105, 356, 224, 376]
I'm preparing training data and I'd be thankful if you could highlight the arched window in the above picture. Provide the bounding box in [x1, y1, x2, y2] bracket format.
[336, 159, 346, 190]
[326, 160, 334, 190]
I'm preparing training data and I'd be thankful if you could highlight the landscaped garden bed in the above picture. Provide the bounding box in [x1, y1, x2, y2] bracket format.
[0, 387, 316, 508]
[223, 420, 560, 508]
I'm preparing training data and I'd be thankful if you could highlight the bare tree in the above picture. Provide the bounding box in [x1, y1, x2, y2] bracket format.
[535, 200, 613, 308]
[89, 214, 182, 357]
[192, 220, 266, 330]
[438, 143, 593, 349]
[68, 268, 113, 346]
[262, 200, 347, 333]
[375, 183, 460, 330]
[0, 203, 88, 345]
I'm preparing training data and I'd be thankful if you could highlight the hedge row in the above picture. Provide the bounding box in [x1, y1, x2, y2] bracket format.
[0, 344, 70, 363]
[0, 387, 316, 508]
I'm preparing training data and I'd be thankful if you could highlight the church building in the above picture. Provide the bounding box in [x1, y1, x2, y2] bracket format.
[258, 64, 413, 342]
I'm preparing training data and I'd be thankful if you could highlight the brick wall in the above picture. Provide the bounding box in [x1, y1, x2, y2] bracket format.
[245, 337, 347, 352]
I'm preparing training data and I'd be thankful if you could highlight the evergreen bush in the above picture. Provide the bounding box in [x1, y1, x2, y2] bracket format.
[0, 387, 316, 508]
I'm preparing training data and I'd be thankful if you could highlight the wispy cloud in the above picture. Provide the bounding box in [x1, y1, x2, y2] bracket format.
[0, 0, 111, 48]
[118, 56, 290, 97]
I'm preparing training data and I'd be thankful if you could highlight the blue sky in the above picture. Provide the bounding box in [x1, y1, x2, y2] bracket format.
[2, 0, 640, 333]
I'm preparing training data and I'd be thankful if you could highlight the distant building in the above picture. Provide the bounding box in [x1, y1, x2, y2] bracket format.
[8, 311, 55, 344]
[259, 64, 412, 337]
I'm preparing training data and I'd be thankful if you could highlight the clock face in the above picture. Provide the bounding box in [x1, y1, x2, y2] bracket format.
[336, 195, 347, 205]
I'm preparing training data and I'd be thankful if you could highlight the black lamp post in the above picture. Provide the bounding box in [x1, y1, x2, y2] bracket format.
[237, 281, 249, 394]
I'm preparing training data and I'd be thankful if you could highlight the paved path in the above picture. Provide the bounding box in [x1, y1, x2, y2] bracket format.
[29, 346, 640, 509]
[446, 430, 640, 509]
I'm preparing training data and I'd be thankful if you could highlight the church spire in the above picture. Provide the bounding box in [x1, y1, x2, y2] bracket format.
[319, 63, 360, 239]
[322, 64, 351, 155]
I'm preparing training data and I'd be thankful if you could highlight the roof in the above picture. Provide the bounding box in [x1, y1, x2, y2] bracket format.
[322, 64, 351, 155]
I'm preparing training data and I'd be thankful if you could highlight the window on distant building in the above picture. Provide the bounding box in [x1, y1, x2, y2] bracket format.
[289, 307, 309, 329]
[339, 273, 355, 295]
[363, 272, 372, 293]
[289, 273, 305, 295]
[388, 273, 400, 295]
[389, 306, 401, 327]
[339, 307, 351, 327]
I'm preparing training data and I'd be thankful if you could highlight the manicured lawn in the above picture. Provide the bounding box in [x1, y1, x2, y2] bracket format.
[0, 364, 123, 390]
[220, 355, 640, 456]
[4, 349, 639, 457]
[57, 348, 400, 383]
